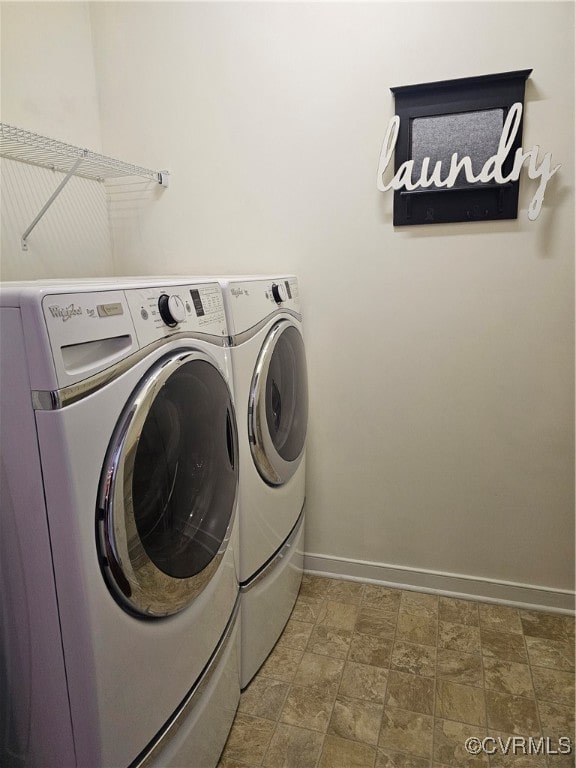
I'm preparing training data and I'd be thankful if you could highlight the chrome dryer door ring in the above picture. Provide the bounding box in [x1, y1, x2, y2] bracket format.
[248, 320, 308, 487]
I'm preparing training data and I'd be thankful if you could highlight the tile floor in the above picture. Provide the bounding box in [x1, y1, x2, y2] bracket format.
[218, 575, 575, 768]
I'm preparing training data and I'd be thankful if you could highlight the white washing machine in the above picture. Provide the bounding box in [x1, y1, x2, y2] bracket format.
[220, 275, 308, 687]
[0, 278, 241, 768]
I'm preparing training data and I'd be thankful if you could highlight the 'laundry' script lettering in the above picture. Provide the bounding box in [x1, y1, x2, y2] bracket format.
[376, 103, 560, 221]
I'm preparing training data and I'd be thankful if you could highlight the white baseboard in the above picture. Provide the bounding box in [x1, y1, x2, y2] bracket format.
[304, 552, 575, 615]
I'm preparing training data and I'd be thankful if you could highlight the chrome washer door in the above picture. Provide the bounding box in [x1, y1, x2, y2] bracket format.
[249, 321, 308, 486]
[97, 350, 238, 618]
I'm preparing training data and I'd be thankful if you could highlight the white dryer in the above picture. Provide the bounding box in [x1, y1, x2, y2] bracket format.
[220, 275, 308, 687]
[0, 278, 241, 768]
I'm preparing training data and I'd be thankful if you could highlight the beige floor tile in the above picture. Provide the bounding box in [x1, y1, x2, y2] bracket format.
[438, 621, 481, 654]
[438, 597, 479, 626]
[299, 574, 338, 599]
[433, 718, 488, 767]
[525, 636, 575, 672]
[396, 613, 437, 647]
[293, 652, 345, 690]
[307, 625, 352, 659]
[290, 595, 325, 624]
[326, 579, 365, 604]
[376, 748, 432, 768]
[318, 735, 377, 768]
[222, 582, 575, 768]
[385, 671, 434, 715]
[482, 658, 534, 698]
[221, 713, 276, 765]
[339, 660, 389, 703]
[362, 585, 402, 613]
[258, 645, 305, 683]
[328, 694, 384, 745]
[537, 700, 575, 739]
[545, 754, 576, 768]
[218, 758, 261, 768]
[349, 632, 393, 668]
[356, 607, 398, 637]
[238, 677, 290, 720]
[277, 618, 315, 651]
[436, 649, 484, 686]
[400, 591, 438, 618]
[478, 604, 522, 634]
[485, 691, 541, 737]
[519, 611, 575, 642]
[280, 683, 338, 733]
[391, 641, 436, 677]
[531, 666, 575, 708]
[262, 723, 324, 768]
[317, 600, 359, 631]
[480, 629, 528, 663]
[435, 679, 486, 726]
[378, 706, 433, 758]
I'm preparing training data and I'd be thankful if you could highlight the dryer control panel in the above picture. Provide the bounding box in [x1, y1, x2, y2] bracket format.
[223, 276, 300, 335]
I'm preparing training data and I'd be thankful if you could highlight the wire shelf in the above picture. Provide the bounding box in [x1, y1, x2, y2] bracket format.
[1, 123, 169, 250]
[0, 123, 168, 185]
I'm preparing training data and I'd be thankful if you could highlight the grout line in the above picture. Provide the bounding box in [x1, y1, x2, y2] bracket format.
[373, 583, 402, 767]
[431, 594, 440, 768]
[521, 619, 548, 768]
[476, 600, 491, 768]
[310, 579, 337, 768]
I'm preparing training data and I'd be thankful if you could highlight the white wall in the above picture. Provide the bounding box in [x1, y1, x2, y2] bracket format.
[0, 2, 113, 279]
[1, 2, 573, 608]
[90, 1, 574, 608]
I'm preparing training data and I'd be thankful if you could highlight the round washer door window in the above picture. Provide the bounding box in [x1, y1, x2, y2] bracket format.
[97, 349, 238, 618]
[249, 321, 308, 486]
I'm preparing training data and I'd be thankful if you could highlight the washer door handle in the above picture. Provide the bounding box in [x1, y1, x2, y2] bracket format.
[226, 408, 235, 470]
[270, 378, 282, 434]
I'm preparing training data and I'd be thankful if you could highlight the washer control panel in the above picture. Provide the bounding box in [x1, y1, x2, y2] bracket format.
[126, 282, 227, 347]
[41, 289, 138, 389]
[39, 282, 228, 389]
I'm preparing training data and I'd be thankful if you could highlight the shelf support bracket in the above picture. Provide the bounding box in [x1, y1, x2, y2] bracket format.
[21, 152, 87, 251]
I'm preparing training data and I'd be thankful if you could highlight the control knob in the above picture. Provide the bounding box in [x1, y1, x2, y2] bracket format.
[158, 294, 186, 327]
[271, 283, 287, 304]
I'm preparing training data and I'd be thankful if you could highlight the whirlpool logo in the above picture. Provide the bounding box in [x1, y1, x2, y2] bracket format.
[48, 303, 83, 322]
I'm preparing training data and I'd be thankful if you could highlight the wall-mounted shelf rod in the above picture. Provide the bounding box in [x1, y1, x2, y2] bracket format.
[19, 153, 85, 251]
[0, 123, 169, 250]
